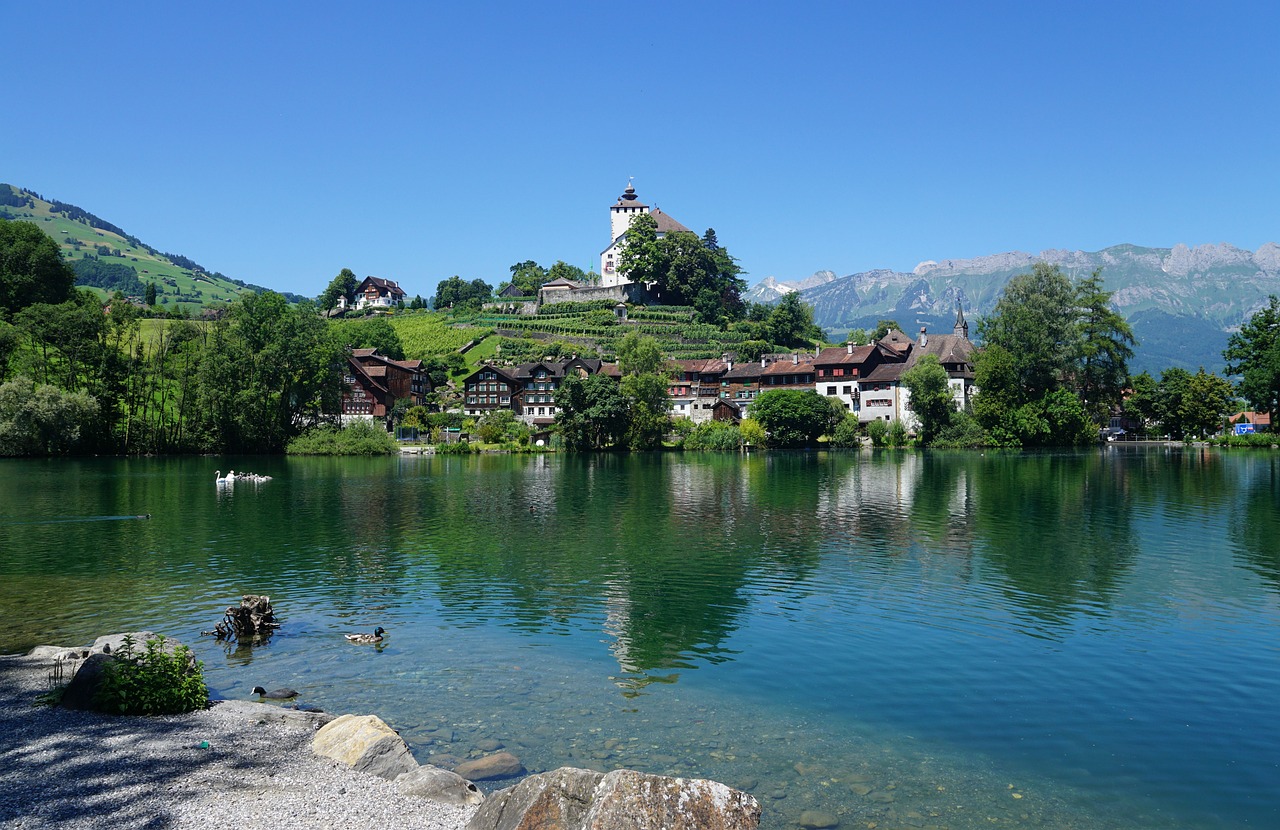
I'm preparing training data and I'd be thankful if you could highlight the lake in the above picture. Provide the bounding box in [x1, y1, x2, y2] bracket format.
[2, 448, 1278, 828]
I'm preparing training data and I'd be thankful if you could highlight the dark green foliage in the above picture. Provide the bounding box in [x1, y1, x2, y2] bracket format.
[1076, 270, 1136, 423]
[286, 420, 398, 455]
[830, 414, 863, 447]
[331, 317, 405, 359]
[433, 276, 493, 310]
[978, 263, 1080, 398]
[866, 419, 888, 447]
[930, 411, 991, 448]
[503, 260, 548, 297]
[0, 376, 98, 455]
[871, 320, 903, 341]
[768, 293, 822, 347]
[682, 420, 743, 450]
[555, 373, 628, 451]
[902, 354, 954, 444]
[622, 372, 671, 450]
[144, 282, 157, 306]
[0, 220, 77, 314]
[93, 634, 209, 716]
[617, 214, 746, 324]
[72, 257, 146, 296]
[319, 268, 359, 312]
[1224, 295, 1280, 427]
[749, 389, 839, 447]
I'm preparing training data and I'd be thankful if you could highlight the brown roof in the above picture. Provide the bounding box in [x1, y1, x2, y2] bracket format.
[358, 276, 406, 298]
[651, 208, 691, 235]
[814, 344, 876, 366]
[1231, 411, 1272, 426]
[723, 355, 816, 381]
[877, 330, 914, 354]
[860, 362, 908, 383]
[909, 333, 975, 379]
[541, 278, 581, 289]
[352, 348, 378, 357]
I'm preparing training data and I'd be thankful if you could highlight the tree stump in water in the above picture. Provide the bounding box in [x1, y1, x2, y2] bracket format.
[209, 595, 280, 641]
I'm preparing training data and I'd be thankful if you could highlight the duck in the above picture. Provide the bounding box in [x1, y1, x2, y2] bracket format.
[344, 626, 387, 644]
[252, 685, 299, 700]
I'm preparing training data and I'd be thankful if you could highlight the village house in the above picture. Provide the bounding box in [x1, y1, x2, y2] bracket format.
[461, 357, 621, 427]
[341, 348, 432, 420]
[668, 357, 732, 423]
[337, 276, 407, 311]
[719, 353, 818, 419]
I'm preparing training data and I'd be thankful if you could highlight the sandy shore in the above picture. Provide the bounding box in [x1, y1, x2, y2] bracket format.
[0, 652, 479, 830]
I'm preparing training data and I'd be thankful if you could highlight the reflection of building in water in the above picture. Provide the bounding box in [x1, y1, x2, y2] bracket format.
[819, 454, 923, 521]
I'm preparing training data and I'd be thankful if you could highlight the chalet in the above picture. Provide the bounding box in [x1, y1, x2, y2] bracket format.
[461, 356, 621, 427]
[339, 276, 407, 311]
[341, 348, 432, 420]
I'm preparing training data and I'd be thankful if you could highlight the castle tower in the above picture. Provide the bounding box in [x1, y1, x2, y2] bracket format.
[609, 179, 650, 243]
[602, 179, 651, 286]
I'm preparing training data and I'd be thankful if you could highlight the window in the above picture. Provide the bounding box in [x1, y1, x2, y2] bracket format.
[527, 407, 534, 414]
[843, 386, 852, 394]
[538, 407, 546, 415]
[834, 368, 844, 377]
[827, 386, 837, 395]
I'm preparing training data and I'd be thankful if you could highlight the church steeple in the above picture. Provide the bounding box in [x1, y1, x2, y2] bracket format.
[954, 300, 969, 340]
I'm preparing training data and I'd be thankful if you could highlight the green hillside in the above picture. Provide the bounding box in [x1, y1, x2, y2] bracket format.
[0, 183, 299, 313]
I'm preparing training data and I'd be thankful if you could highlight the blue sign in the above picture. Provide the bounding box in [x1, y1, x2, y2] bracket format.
[1234, 423, 1256, 435]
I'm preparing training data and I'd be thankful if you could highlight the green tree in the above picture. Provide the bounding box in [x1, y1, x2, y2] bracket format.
[617, 214, 746, 323]
[902, 354, 954, 444]
[0, 220, 77, 315]
[144, 282, 157, 306]
[1123, 370, 1160, 433]
[616, 331, 668, 377]
[979, 263, 1081, 398]
[0, 376, 99, 456]
[331, 317, 405, 359]
[1223, 295, 1280, 426]
[830, 413, 863, 447]
[546, 261, 589, 285]
[319, 267, 359, 313]
[768, 293, 821, 347]
[503, 260, 548, 296]
[871, 320, 903, 341]
[621, 372, 671, 450]
[749, 389, 837, 447]
[554, 373, 628, 451]
[1155, 367, 1192, 438]
[1181, 368, 1236, 438]
[1075, 270, 1135, 423]
[433, 276, 493, 311]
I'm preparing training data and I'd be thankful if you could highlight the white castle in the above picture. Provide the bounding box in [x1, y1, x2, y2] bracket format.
[599, 180, 691, 287]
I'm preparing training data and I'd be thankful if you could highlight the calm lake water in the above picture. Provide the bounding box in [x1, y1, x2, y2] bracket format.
[2, 448, 1278, 829]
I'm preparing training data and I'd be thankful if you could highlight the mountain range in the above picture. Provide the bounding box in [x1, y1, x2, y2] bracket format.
[748, 244, 1280, 374]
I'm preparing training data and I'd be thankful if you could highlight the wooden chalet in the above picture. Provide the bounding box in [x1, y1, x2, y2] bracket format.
[341, 348, 431, 419]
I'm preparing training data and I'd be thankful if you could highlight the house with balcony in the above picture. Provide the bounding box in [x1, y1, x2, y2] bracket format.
[668, 357, 731, 423]
[720, 353, 817, 417]
[461, 356, 621, 427]
[337, 276, 407, 311]
[341, 348, 432, 420]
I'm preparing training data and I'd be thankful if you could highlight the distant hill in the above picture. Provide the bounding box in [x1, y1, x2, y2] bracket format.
[0, 183, 306, 311]
[760, 243, 1280, 374]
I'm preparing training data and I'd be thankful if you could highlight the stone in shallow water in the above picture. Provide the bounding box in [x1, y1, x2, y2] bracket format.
[798, 810, 840, 829]
[454, 751, 525, 781]
[849, 782, 873, 796]
[312, 714, 419, 781]
[477, 738, 504, 752]
[396, 764, 486, 806]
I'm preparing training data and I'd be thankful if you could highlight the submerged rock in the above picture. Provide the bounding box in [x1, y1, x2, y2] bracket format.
[454, 751, 525, 781]
[396, 765, 486, 806]
[312, 714, 418, 781]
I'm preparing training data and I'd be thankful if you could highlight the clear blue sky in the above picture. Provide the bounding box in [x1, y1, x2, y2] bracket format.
[3, 2, 1277, 300]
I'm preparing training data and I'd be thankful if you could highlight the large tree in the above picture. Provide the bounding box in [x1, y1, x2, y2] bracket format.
[502, 261, 548, 296]
[319, 268, 359, 313]
[1223, 295, 1280, 426]
[617, 214, 745, 323]
[433, 276, 493, 311]
[768, 292, 822, 347]
[902, 354, 954, 444]
[749, 389, 839, 447]
[978, 263, 1081, 398]
[554, 373, 628, 451]
[1075, 270, 1136, 423]
[0, 220, 77, 316]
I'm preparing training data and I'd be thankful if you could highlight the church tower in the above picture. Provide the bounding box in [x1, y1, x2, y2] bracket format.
[953, 300, 969, 340]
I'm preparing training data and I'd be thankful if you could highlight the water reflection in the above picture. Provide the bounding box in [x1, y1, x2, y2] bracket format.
[1230, 455, 1280, 592]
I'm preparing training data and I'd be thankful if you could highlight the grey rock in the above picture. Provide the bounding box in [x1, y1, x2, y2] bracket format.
[397, 765, 485, 806]
[799, 810, 840, 828]
[476, 738, 504, 752]
[215, 699, 334, 729]
[59, 652, 116, 710]
[466, 767, 760, 830]
[454, 751, 524, 781]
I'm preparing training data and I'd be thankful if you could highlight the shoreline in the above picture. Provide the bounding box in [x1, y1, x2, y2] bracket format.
[0, 651, 478, 830]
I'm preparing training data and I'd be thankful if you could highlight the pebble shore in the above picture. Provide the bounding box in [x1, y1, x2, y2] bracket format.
[0, 653, 479, 830]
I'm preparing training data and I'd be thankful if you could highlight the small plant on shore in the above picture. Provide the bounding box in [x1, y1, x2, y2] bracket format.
[94, 634, 209, 715]
[286, 421, 398, 455]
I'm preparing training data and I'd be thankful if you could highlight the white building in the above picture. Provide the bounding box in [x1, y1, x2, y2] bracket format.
[599, 181, 691, 287]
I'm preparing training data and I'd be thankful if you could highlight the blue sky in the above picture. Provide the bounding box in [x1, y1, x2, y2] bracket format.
[3, 2, 1277, 300]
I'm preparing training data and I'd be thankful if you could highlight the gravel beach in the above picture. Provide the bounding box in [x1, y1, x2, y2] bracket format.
[0, 652, 479, 830]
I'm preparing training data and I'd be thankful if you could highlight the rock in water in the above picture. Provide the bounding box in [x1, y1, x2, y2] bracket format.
[453, 751, 524, 781]
[799, 810, 840, 828]
[466, 766, 761, 830]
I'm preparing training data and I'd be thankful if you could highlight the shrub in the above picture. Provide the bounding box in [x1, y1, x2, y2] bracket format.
[866, 419, 888, 447]
[436, 439, 476, 454]
[683, 420, 743, 450]
[286, 421, 398, 455]
[94, 634, 209, 715]
[831, 414, 863, 448]
[888, 419, 909, 446]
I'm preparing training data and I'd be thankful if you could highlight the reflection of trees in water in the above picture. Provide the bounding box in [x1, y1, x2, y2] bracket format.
[1231, 456, 1280, 592]
[423, 453, 831, 693]
[973, 452, 1138, 630]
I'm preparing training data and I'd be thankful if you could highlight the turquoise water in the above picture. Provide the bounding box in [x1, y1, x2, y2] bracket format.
[2, 449, 1278, 828]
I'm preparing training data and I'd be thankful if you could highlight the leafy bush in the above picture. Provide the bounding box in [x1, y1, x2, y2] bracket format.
[436, 439, 476, 454]
[888, 419, 909, 446]
[683, 420, 743, 450]
[831, 414, 863, 448]
[286, 421, 398, 455]
[1211, 432, 1279, 448]
[930, 411, 992, 448]
[94, 634, 209, 715]
[866, 419, 888, 447]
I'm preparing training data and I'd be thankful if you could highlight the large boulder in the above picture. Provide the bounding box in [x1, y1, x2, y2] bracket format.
[312, 714, 419, 781]
[396, 765, 486, 806]
[454, 751, 525, 781]
[467, 767, 761, 830]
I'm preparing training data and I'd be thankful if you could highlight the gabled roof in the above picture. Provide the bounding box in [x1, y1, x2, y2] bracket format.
[358, 276, 406, 298]
[814, 344, 877, 366]
[650, 208, 690, 235]
[860, 362, 909, 383]
[877, 330, 914, 354]
[723, 355, 816, 381]
[541, 278, 581, 289]
[673, 358, 730, 377]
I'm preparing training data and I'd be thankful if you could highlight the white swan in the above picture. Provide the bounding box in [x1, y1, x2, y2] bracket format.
[215, 470, 228, 485]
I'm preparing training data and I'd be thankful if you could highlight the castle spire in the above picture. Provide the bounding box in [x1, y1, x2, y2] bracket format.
[954, 300, 969, 339]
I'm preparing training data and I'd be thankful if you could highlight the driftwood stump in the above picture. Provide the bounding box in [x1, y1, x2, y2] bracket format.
[207, 595, 280, 641]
